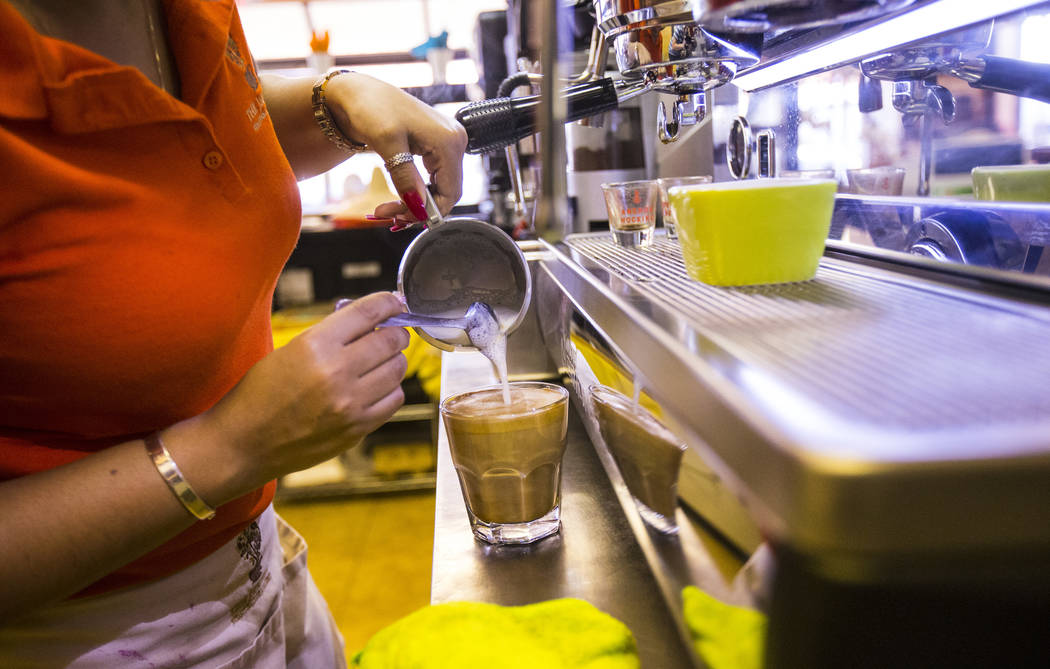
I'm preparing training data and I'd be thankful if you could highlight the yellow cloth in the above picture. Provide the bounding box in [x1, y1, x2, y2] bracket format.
[570, 334, 664, 420]
[681, 586, 766, 669]
[402, 330, 441, 402]
[351, 598, 639, 669]
[271, 308, 328, 349]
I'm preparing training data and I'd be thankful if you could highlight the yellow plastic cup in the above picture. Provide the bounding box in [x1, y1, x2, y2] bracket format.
[972, 165, 1050, 202]
[667, 178, 837, 286]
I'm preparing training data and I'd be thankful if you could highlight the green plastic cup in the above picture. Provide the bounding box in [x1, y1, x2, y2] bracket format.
[972, 165, 1050, 203]
[667, 178, 837, 286]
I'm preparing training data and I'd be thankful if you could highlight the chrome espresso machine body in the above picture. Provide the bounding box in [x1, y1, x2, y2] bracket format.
[454, 1, 1050, 666]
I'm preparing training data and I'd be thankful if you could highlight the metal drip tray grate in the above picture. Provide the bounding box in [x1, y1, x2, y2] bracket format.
[564, 234, 1050, 435]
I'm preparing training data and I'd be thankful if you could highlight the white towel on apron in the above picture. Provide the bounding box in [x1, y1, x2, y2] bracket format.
[0, 505, 346, 669]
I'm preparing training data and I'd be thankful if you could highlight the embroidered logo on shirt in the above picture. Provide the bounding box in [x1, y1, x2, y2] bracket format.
[226, 35, 265, 131]
[230, 571, 272, 623]
[225, 35, 259, 90]
[235, 520, 263, 582]
[246, 93, 268, 132]
[230, 520, 271, 624]
[225, 37, 245, 68]
[244, 61, 259, 91]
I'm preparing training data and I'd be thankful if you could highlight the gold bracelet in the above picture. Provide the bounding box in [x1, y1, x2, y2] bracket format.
[311, 69, 368, 153]
[145, 432, 216, 521]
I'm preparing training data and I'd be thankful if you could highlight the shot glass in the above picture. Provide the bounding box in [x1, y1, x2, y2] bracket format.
[782, 168, 837, 180]
[845, 167, 907, 247]
[601, 179, 659, 248]
[589, 385, 687, 534]
[441, 382, 569, 545]
[846, 167, 905, 196]
[657, 176, 712, 240]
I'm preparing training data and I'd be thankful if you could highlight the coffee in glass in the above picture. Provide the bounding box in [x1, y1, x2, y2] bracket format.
[590, 385, 687, 534]
[441, 382, 569, 545]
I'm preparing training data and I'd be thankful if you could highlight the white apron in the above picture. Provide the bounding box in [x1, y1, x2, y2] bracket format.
[0, 505, 346, 669]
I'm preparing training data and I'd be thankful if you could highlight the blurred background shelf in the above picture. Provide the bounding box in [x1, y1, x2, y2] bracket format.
[276, 398, 439, 502]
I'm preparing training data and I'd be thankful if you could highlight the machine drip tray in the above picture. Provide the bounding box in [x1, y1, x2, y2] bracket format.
[541, 232, 1050, 567]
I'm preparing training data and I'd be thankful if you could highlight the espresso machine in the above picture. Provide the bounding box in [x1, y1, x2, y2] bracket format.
[438, 1, 1050, 666]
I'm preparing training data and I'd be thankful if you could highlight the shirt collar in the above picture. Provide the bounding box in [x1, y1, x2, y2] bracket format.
[0, 0, 233, 133]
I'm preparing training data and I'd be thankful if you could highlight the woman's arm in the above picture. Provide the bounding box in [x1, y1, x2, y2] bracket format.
[0, 293, 409, 622]
[261, 73, 358, 182]
[262, 72, 468, 220]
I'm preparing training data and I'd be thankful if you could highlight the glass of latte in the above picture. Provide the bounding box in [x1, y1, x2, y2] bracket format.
[589, 385, 687, 534]
[440, 382, 570, 545]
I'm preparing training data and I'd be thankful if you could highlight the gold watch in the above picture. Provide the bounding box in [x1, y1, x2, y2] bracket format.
[311, 69, 368, 153]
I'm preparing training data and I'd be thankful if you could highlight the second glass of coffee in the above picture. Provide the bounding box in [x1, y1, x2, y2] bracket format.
[590, 385, 687, 534]
[441, 382, 569, 545]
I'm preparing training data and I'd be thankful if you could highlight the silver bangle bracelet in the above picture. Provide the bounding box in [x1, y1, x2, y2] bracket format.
[145, 432, 216, 521]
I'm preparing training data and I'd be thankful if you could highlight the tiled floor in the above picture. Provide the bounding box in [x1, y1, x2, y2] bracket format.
[275, 491, 436, 663]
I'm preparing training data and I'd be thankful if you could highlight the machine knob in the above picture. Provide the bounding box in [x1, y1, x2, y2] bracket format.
[726, 116, 753, 179]
[905, 211, 1002, 267]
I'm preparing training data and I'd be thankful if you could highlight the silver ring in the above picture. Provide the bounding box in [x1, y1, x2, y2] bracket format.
[383, 152, 414, 170]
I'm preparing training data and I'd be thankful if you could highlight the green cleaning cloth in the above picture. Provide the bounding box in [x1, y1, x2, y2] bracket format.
[681, 586, 766, 669]
[351, 598, 639, 669]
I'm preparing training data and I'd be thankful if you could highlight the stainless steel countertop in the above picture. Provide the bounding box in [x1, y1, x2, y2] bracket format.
[430, 352, 707, 668]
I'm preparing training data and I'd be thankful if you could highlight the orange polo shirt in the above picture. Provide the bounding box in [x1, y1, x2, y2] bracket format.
[0, 1, 300, 595]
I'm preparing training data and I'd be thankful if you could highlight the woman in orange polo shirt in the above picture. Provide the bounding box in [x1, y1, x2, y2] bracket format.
[0, 1, 467, 666]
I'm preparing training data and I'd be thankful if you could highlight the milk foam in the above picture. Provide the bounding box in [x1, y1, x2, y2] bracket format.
[445, 385, 563, 418]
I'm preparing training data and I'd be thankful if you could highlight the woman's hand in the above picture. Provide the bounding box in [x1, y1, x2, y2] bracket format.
[324, 72, 468, 221]
[179, 292, 411, 503]
[0, 292, 411, 616]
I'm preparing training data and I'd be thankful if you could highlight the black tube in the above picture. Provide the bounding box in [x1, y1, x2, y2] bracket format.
[455, 77, 620, 154]
[969, 55, 1050, 105]
[497, 72, 533, 98]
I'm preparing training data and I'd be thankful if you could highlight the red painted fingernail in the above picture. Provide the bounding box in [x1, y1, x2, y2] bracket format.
[390, 215, 419, 232]
[400, 190, 427, 222]
[365, 215, 394, 222]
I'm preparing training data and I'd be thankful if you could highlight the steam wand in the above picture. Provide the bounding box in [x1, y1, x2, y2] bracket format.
[455, 77, 651, 155]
